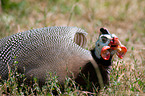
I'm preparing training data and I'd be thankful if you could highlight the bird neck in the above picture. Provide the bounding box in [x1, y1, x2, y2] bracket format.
[91, 48, 112, 66]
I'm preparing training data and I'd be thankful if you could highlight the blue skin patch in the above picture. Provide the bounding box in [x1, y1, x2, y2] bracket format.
[95, 33, 118, 59]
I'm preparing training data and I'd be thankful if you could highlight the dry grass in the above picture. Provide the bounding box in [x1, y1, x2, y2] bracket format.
[0, 0, 145, 95]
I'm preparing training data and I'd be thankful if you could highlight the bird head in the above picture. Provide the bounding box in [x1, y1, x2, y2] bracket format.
[95, 28, 127, 60]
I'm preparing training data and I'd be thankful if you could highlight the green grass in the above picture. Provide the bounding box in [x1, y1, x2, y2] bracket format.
[0, 66, 96, 95]
[0, 0, 145, 95]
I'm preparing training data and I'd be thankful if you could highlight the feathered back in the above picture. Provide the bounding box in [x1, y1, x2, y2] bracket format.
[0, 26, 93, 84]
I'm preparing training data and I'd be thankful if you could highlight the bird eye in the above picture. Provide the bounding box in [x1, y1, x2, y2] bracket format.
[101, 36, 108, 43]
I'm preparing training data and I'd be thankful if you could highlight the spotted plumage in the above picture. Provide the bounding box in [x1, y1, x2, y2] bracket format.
[0, 26, 127, 90]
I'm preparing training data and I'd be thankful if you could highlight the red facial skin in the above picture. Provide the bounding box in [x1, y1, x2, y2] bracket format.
[101, 46, 110, 60]
[101, 37, 127, 60]
[116, 45, 127, 59]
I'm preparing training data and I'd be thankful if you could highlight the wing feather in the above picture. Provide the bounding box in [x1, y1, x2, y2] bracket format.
[74, 33, 87, 48]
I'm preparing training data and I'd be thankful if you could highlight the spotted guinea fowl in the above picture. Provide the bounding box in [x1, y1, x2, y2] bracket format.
[0, 27, 127, 90]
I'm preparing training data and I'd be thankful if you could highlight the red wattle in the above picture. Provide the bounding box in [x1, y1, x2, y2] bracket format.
[116, 46, 127, 59]
[101, 46, 110, 60]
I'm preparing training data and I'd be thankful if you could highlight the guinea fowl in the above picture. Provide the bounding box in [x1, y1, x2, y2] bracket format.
[0, 27, 127, 91]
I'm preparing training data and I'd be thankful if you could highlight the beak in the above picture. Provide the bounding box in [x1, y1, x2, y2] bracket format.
[110, 37, 127, 59]
[101, 37, 127, 60]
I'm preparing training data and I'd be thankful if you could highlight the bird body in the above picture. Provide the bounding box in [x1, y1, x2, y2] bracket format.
[0, 27, 94, 84]
[0, 26, 127, 89]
